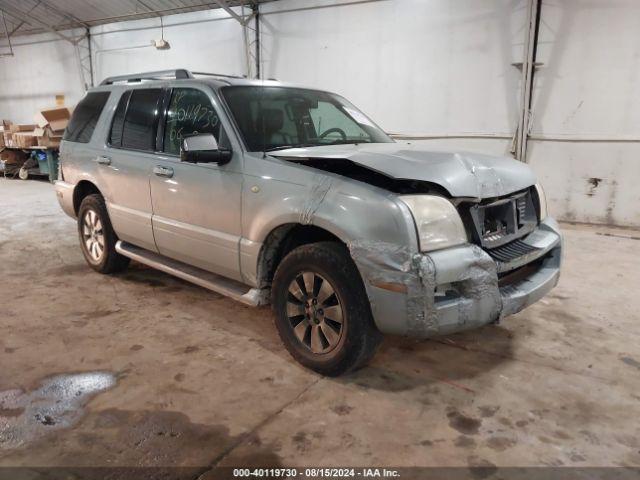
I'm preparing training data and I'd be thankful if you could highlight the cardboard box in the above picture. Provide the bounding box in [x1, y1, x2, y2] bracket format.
[3, 132, 14, 148]
[10, 124, 37, 133]
[35, 126, 62, 148]
[39, 107, 71, 132]
[14, 132, 37, 148]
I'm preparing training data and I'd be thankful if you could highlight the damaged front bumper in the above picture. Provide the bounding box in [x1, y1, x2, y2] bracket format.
[352, 217, 562, 337]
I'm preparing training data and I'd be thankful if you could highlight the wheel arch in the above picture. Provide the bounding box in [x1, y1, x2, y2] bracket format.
[256, 223, 348, 291]
[73, 180, 102, 216]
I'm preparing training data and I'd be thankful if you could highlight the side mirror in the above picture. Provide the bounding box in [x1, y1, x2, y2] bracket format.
[181, 133, 232, 165]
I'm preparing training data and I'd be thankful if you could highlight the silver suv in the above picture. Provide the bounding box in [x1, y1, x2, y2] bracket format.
[55, 69, 562, 375]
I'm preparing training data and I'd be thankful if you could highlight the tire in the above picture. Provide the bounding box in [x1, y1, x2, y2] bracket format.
[272, 241, 382, 376]
[77, 194, 130, 274]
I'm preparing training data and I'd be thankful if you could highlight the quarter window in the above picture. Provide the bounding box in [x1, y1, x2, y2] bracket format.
[63, 91, 110, 143]
[163, 88, 222, 155]
[108, 90, 131, 147]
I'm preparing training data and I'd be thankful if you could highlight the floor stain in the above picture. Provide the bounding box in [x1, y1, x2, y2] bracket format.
[486, 436, 517, 451]
[0, 372, 116, 449]
[446, 408, 482, 435]
[621, 356, 640, 371]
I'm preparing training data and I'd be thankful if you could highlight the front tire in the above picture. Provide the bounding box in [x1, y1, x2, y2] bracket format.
[77, 194, 130, 274]
[272, 242, 382, 376]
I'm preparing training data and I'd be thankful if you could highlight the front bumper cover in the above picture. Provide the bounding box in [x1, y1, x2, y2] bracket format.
[350, 217, 562, 337]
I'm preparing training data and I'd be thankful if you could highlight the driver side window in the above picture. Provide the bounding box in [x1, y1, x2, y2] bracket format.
[163, 88, 224, 155]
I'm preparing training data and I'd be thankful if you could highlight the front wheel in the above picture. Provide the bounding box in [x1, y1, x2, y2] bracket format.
[272, 242, 382, 376]
[77, 194, 130, 274]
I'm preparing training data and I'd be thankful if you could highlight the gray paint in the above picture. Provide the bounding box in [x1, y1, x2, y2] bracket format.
[269, 140, 537, 198]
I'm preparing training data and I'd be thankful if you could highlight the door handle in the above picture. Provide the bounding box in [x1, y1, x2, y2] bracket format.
[95, 155, 111, 165]
[153, 165, 174, 178]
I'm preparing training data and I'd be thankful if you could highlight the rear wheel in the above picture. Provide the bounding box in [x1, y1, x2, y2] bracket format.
[77, 194, 129, 274]
[272, 242, 382, 376]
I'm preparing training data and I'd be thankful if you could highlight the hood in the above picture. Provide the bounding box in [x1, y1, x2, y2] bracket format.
[269, 143, 536, 198]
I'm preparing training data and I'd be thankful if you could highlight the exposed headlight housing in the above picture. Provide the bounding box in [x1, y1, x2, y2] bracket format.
[534, 182, 548, 221]
[399, 195, 468, 252]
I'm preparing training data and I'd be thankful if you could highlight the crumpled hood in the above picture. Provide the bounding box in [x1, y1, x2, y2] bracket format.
[270, 143, 536, 198]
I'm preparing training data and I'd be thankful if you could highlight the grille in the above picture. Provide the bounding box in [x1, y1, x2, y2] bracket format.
[486, 239, 541, 263]
[464, 189, 538, 249]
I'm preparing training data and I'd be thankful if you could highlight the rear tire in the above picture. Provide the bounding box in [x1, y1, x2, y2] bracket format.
[77, 194, 130, 274]
[272, 241, 382, 376]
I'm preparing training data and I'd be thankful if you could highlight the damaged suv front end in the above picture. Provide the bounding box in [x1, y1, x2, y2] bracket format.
[353, 188, 562, 338]
[267, 144, 562, 339]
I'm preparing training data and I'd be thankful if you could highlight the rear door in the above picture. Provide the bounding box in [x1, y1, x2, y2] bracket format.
[149, 86, 243, 281]
[99, 88, 165, 252]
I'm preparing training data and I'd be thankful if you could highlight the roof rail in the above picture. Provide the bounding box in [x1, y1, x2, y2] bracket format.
[100, 69, 193, 85]
[99, 69, 246, 86]
[191, 71, 245, 80]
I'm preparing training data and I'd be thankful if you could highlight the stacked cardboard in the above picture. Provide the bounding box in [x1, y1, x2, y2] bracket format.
[2, 120, 13, 147]
[0, 107, 70, 150]
[34, 107, 70, 148]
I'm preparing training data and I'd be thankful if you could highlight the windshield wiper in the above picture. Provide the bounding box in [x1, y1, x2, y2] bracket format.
[264, 144, 315, 152]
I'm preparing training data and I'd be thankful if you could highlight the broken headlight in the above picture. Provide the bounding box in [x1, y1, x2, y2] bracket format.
[399, 195, 468, 252]
[534, 182, 548, 221]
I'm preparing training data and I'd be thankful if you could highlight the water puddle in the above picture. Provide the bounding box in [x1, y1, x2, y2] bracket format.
[0, 371, 116, 449]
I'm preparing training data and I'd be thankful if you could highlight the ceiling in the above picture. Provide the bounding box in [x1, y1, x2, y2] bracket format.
[0, 0, 274, 38]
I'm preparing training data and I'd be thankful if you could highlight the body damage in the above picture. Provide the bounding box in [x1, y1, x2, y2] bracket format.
[252, 153, 561, 338]
[269, 143, 537, 199]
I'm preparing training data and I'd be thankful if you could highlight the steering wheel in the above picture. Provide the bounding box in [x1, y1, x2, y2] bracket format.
[319, 127, 347, 142]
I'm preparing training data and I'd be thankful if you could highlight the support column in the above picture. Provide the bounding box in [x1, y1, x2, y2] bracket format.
[516, 0, 542, 162]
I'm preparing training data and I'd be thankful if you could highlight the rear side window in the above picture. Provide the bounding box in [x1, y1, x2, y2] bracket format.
[110, 88, 162, 151]
[63, 91, 110, 143]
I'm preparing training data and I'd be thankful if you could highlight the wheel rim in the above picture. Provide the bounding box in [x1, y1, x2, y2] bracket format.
[81, 209, 105, 262]
[286, 271, 344, 354]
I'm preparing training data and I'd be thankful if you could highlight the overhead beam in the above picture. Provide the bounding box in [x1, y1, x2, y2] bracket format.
[39, 0, 91, 29]
[212, 0, 250, 25]
[0, 4, 79, 44]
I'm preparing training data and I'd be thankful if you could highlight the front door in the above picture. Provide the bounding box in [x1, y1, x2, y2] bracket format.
[149, 86, 243, 281]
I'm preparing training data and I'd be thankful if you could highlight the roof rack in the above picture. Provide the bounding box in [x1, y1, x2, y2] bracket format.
[99, 69, 244, 86]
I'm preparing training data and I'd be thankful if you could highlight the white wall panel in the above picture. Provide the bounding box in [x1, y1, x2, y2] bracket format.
[260, 0, 526, 143]
[90, 8, 250, 85]
[0, 30, 85, 123]
[528, 0, 640, 226]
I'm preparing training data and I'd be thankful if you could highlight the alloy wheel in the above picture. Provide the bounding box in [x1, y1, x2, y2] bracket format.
[286, 272, 344, 354]
[82, 209, 105, 262]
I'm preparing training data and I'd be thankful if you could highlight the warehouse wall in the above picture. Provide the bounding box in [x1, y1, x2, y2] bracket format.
[260, 0, 525, 157]
[0, 29, 86, 123]
[528, 0, 640, 226]
[90, 8, 250, 84]
[1, 0, 639, 226]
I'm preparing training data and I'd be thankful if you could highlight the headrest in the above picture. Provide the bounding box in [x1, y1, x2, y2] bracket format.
[257, 108, 284, 134]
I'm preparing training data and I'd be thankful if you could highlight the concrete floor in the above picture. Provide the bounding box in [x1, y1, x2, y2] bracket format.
[1, 178, 640, 473]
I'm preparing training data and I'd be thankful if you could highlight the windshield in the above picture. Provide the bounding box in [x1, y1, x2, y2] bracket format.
[220, 86, 393, 152]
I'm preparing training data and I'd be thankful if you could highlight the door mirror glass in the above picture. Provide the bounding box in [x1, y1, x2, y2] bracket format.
[180, 133, 232, 164]
[183, 133, 218, 152]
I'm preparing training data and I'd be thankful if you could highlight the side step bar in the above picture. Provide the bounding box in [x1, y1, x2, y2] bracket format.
[115, 241, 267, 307]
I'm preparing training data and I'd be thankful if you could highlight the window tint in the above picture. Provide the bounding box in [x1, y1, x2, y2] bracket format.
[163, 88, 222, 155]
[221, 86, 391, 151]
[63, 91, 110, 143]
[108, 90, 131, 147]
[121, 89, 163, 151]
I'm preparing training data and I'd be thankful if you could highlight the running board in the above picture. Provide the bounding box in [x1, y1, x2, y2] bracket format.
[115, 241, 267, 307]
